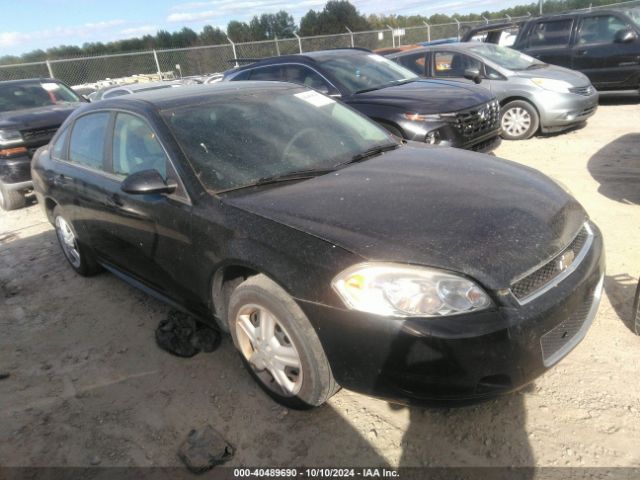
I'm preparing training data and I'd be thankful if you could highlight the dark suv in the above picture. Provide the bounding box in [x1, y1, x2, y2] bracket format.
[223, 49, 502, 152]
[463, 8, 640, 92]
[0, 78, 85, 210]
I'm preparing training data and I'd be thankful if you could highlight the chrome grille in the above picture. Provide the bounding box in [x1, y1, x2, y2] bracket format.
[511, 225, 591, 301]
[540, 288, 595, 364]
[452, 100, 500, 139]
[569, 85, 595, 96]
[20, 126, 59, 144]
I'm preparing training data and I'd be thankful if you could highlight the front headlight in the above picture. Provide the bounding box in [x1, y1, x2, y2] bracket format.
[531, 78, 572, 93]
[0, 129, 23, 146]
[404, 112, 456, 122]
[332, 263, 492, 318]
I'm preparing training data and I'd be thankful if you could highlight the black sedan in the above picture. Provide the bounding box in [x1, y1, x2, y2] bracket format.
[32, 82, 604, 408]
[223, 49, 502, 152]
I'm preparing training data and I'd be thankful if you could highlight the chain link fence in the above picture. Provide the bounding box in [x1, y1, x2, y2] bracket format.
[1, 0, 638, 88]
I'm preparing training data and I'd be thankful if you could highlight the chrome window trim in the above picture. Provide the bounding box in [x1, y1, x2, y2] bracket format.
[541, 273, 604, 367]
[511, 222, 594, 305]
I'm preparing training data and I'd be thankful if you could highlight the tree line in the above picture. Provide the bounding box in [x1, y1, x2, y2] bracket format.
[0, 0, 624, 65]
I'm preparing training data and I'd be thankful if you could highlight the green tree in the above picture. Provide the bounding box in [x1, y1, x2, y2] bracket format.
[299, 1, 370, 36]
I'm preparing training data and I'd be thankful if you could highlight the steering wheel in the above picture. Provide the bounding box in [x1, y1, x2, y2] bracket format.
[283, 128, 316, 162]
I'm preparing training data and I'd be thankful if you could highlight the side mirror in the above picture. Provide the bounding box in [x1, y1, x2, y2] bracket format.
[614, 28, 638, 43]
[121, 169, 176, 195]
[464, 68, 482, 84]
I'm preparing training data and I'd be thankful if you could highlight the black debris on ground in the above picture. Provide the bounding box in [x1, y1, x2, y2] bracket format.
[155, 310, 221, 358]
[0, 372, 10, 380]
[177, 425, 235, 474]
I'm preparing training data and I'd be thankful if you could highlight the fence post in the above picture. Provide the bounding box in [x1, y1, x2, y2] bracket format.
[482, 15, 489, 24]
[539, 0, 543, 15]
[274, 35, 280, 56]
[45, 60, 54, 78]
[454, 19, 460, 41]
[294, 33, 303, 53]
[226, 36, 238, 67]
[345, 26, 354, 48]
[423, 22, 431, 42]
[505, 14, 512, 22]
[152, 50, 162, 79]
[386, 25, 395, 48]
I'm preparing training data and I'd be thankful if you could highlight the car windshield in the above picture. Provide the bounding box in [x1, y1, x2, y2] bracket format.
[0, 81, 81, 113]
[468, 44, 543, 70]
[624, 8, 640, 26]
[315, 53, 419, 94]
[162, 86, 395, 193]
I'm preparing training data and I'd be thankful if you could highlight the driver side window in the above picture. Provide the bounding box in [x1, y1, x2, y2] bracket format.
[112, 113, 167, 178]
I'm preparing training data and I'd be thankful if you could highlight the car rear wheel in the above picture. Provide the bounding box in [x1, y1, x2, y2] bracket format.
[53, 207, 101, 276]
[0, 182, 26, 211]
[500, 100, 539, 140]
[228, 274, 338, 409]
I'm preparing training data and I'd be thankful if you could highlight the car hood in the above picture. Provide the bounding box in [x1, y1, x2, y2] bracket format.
[514, 64, 591, 86]
[223, 144, 587, 290]
[347, 79, 494, 113]
[0, 103, 81, 130]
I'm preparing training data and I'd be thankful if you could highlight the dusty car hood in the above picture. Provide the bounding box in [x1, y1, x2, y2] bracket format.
[513, 64, 591, 87]
[346, 79, 494, 113]
[0, 103, 81, 130]
[223, 144, 587, 290]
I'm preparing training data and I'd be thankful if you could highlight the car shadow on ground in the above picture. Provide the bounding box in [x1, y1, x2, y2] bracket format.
[605, 273, 640, 335]
[0, 226, 535, 472]
[587, 133, 640, 206]
[598, 95, 640, 106]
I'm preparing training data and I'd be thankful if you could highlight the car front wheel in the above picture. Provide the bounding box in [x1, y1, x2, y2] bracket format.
[228, 274, 338, 409]
[500, 100, 540, 140]
[53, 207, 101, 276]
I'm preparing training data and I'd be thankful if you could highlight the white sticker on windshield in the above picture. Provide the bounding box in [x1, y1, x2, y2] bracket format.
[294, 90, 335, 107]
[41, 82, 59, 91]
[368, 54, 386, 62]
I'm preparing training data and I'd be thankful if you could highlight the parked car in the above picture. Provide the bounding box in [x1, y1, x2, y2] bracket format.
[88, 80, 187, 102]
[223, 49, 502, 152]
[32, 82, 604, 408]
[462, 8, 640, 93]
[386, 43, 599, 140]
[0, 78, 85, 210]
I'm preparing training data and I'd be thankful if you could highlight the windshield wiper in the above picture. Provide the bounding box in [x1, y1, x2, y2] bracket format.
[216, 167, 335, 193]
[338, 143, 400, 166]
[355, 78, 417, 94]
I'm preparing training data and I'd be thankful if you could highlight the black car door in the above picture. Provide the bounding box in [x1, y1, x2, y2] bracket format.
[521, 17, 575, 67]
[571, 12, 640, 89]
[86, 111, 196, 304]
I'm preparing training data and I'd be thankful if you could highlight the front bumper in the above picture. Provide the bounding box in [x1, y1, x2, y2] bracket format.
[0, 154, 32, 189]
[298, 225, 604, 405]
[537, 90, 599, 133]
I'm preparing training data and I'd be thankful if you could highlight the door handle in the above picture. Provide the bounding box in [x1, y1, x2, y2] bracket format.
[575, 50, 588, 56]
[52, 174, 69, 186]
[105, 193, 124, 208]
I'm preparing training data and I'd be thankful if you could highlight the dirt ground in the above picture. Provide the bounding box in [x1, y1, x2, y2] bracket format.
[1, 99, 639, 471]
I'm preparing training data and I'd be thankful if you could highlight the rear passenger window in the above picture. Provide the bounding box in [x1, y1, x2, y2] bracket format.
[68, 112, 110, 170]
[577, 15, 628, 44]
[249, 66, 285, 81]
[529, 19, 573, 47]
[281, 65, 332, 92]
[396, 52, 426, 76]
[434, 52, 481, 78]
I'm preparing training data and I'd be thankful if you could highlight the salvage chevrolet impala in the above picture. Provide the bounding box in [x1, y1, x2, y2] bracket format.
[32, 82, 604, 409]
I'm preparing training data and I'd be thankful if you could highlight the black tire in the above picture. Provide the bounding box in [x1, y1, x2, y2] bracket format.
[500, 100, 540, 140]
[228, 274, 338, 409]
[0, 182, 26, 211]
[52, 207, 101, 276]
[633, 279, 640, 336]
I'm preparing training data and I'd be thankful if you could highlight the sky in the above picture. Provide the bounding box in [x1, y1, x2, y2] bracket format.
[0, 0, 526, 56]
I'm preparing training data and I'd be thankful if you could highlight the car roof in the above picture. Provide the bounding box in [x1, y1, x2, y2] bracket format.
[228, 48, 372, 74]
[0, 78, 63, 86]
[86, 81, 302, 111]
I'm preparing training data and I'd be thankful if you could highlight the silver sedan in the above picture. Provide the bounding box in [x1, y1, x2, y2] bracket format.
[387, 43, 599, 140]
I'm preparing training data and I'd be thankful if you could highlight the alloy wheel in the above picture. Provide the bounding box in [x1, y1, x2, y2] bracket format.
[55, 216, 81, 268]
[235, 304, 303, 397]
[502, 107, 532, 138]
